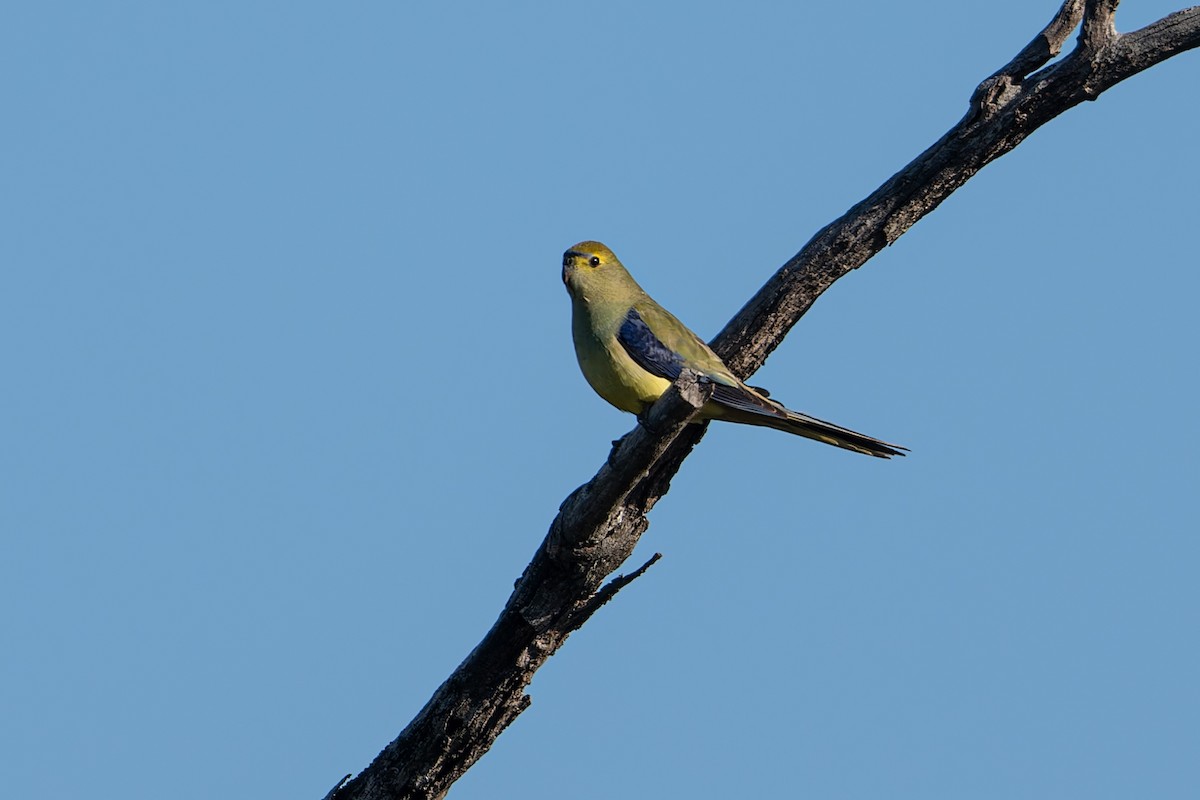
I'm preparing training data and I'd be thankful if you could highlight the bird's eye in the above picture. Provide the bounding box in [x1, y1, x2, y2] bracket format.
[589, 256, 601, 267]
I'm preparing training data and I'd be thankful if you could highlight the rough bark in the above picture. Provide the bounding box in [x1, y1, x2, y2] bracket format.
[329, 3, 1200, 798]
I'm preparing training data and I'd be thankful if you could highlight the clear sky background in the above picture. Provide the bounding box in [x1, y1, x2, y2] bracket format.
[3, 2, 1198, 798]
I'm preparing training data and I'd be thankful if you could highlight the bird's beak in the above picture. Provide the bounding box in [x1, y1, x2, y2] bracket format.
[561, 253, 575, 287]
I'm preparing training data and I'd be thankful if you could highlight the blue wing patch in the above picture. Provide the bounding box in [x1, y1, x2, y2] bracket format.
[618, 307, 788, 421]
[617, 308, 685, 381]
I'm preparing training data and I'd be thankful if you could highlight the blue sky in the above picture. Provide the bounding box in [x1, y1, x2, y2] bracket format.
[3, 2, 1198, 798]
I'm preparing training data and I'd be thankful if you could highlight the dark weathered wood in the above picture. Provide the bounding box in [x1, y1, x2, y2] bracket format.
[332, 373, 714, 800]
[330, 3, 1200, 798]
[713, 2, 1200, 377]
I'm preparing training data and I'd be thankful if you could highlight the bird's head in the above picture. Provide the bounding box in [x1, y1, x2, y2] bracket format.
[562, 241, 639, 301]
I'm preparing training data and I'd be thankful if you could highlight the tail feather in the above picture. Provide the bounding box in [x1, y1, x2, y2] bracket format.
[772, 410, 907, 459]
[719, 405, 907, 458]
[705, 379, 906, 458]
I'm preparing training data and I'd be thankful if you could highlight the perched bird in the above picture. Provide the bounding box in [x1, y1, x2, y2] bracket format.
[562, 241, 906, 458]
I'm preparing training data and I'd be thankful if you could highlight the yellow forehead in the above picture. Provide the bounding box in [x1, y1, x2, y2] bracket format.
[566, 240, 616, 261]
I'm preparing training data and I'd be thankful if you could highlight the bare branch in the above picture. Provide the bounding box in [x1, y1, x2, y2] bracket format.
[565, 552, 663, 633]
[329, 5, 1200, 798]
[996, 0, 1084, 80]
[1099, 7, 1200, 81]
[970, 0, 1085, 112]
[711, 3, 1200, 378]
[331, 373, 712, 800]
[1081, 0, 1121, 51]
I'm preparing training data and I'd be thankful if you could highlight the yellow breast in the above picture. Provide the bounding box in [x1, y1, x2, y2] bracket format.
[574, 331, 670, 415]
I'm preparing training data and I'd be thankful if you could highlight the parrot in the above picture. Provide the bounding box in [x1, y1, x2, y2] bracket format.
[562, 241, 906, 459]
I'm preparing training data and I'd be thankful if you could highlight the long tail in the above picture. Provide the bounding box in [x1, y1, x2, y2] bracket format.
[749, 408, 907, 458]
[706, 381, 907, 458]
[705, 383, 902, 460]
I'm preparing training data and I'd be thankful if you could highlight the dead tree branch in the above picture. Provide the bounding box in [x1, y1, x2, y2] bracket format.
[330, 3, 1200, 798]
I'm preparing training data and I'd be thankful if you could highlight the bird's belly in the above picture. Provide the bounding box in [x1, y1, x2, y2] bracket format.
[577, 338, 670, 415]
